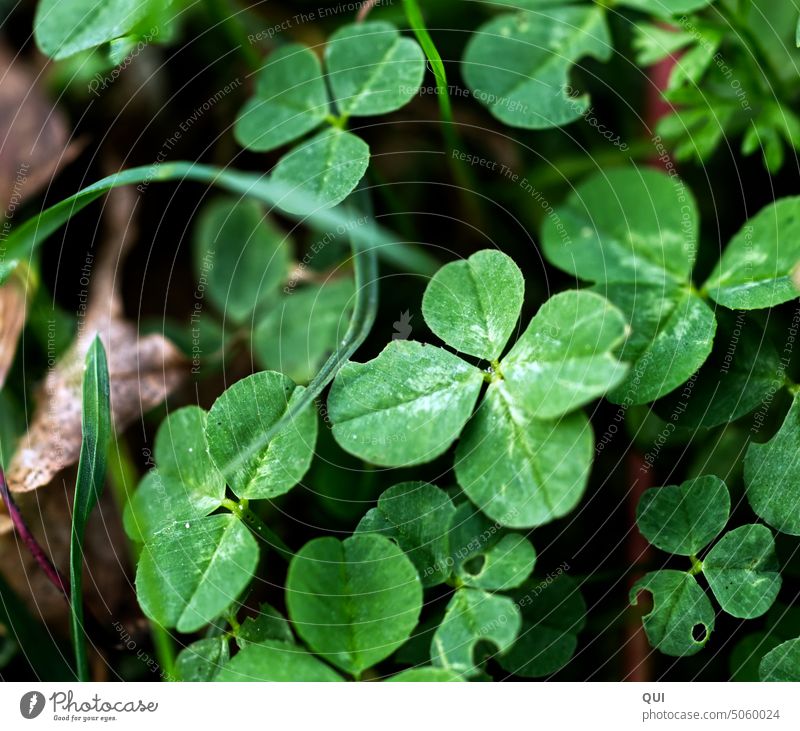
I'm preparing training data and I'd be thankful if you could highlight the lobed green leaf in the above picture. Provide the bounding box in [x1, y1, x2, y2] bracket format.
[636, 475, 730, 556]
[206, 371, 318, 500]
[285, 534, 422, 677]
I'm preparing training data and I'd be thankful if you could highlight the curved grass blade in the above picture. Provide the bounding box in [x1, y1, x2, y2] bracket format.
[212, 188, 379, 503]
[70, 336, 111, 681]
[2, 162, 437, 279]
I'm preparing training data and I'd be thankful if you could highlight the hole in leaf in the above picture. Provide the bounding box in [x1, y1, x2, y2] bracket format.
[463, 555, 486, 576]
[691, 623, 707, 643]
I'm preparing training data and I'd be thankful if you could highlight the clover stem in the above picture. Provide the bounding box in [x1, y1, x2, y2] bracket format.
[688, 555, 704, 576]
[222, 498, 294, 562]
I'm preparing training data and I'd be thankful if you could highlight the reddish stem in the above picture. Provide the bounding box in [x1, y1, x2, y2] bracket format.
[356, 0, 380, 23]
[0, 466, 70, 602]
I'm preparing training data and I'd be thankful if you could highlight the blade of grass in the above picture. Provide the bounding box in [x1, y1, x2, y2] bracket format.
[209, 188, 379, 533]
[401, 0, 481, 219]
[1, 162, 437, 281]
[70, 336, 111, 681]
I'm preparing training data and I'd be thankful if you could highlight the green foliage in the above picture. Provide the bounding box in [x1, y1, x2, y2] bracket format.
[330, 251, 627, 528]
[499, 574, 586, 677]
[193, 198, 290, 323]
[631, 570, 715, 657]
[430, 588, 521, 676]
[70, 337, 111, 681]
[253, 278, 355, 384]
[543, 166, 715, 404]
[234, 45, 329, 153]
[216, 640, 344, 682]
[235, 21, 424, 213]
[326, 21, 426, 116]
[271, 129, 371, 215]
[706, 198, 800, 309]
[356, 482, 456, 588]
[745, 394, 800, 536]
[175, 637, 230, 682]
[634, 476, 782, 652]
[448, 504, 536, 591]
[136, 514, 259, 633]
[124, 407, 225, 542]
[636, 476, 730, 556]
[422, 249, 524, 360]
[462, 5, 612, 129]
[759, 638, 800, 681]
[328, 340, 485, 466]
[33, 0, 179, 59]
[206, 371, 318, 500]
[15, 0, 800, 686]
[703, 524, 781, 619]
[285, 534, 423, 677]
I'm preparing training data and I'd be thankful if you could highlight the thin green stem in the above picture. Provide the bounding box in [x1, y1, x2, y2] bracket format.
[401, 0, 478, 200]
[402, 0, 454, 130]
[688, 555, 704, 576]
[106, 437, 177, 681]
[203, 0, 261, 73]
[222, 498, 294, 562]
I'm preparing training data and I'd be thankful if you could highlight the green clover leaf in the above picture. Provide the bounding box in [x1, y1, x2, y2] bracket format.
[328, 340, 485, 466]
[271, 128, 370, 215]
[175, 637, 229, 682]
[636, 475, 730, 556]
[356, 482, 456, 588]
[705, 197, 800, 309]
[326, 21, 426, 117]
[234, 44, 329, 153]
[462, 5, 612, 130]
[542, 166, 716, 404]
[630, 570, 715, 657]
[421, 249, 524, 360]
[760, 638, 800, 681]
[193, 198, 291, 324]
[430, 587, 521, 677]
[499, 289, 628, 418]
[253, 278, 355, 384]
[454, 390, 593, 528]
[448, 503, 536, 590]
[704, 524, 782, 619]
[234, 22, 425, 213]
[123, 406, 225, 542]
[285, 534, 423, 677]
[136, 514, 259, 633]
[216, 640, 344, 682]
[206, 371, 318, 500]
[498, 574, 586, 677]
[329, 251, 626, 528]
[745, 393, 800, 536]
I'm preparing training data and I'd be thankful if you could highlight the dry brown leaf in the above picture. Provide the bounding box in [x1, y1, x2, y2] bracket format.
[0, 184, 186, 624]
[5, 186, 187, 495]
[0, 43, 82, 209]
